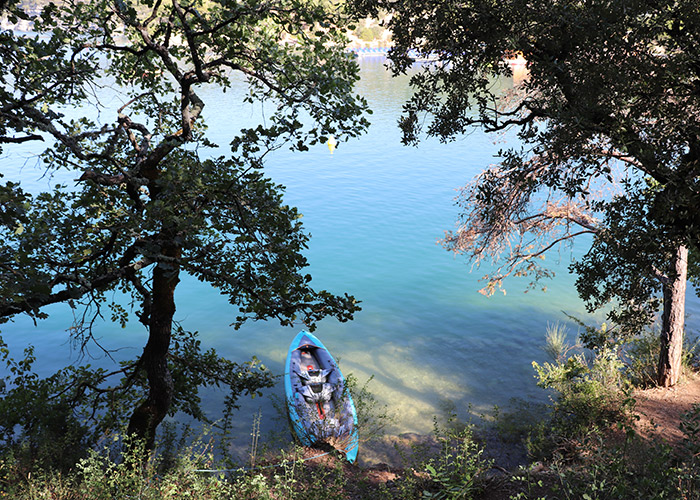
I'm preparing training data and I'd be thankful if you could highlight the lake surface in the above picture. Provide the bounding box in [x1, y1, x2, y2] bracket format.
[3, 56, 699, 456]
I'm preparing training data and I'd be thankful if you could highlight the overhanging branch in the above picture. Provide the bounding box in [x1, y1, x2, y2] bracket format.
[0, 258, 152, 319]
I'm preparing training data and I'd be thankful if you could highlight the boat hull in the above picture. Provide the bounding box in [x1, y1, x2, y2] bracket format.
[284, 330, 359, 463]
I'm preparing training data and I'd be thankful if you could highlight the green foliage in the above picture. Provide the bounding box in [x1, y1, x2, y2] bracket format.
[508, 443, 700, 500]
[529, 327, 634, 461]
[2, 435, 348, 500]
[1, 0, 370, 451]
[42, 438, 235, 500]
[344, 373, 395, 443]
[351, 0, 700, 392]
[569, 315, 699, 388]
[355, 24, 384, 41]
[537, 434, 700, 500]
[508, 467, 550, 500]
[542, 322, 572, 363]
[624, 327, 665, 388]
[167, 327, 276, 422]
[680, 404, 700, 463]
[0, 329, 275, 475]
[0, 337, 92, 473]
[219, 446, 350, 500]
[570, 189, 677, 334]
[505, 324, 700, 499]
[420, 414, 492, 500]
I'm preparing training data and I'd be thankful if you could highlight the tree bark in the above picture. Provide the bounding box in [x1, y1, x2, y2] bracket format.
[657, 244, 688, 387]
[127, 243, 180, 449]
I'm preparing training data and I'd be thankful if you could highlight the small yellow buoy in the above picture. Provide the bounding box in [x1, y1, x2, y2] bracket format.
[327, 135, 337, 154]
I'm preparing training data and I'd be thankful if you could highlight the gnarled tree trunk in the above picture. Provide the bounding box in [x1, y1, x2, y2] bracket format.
[127, 244, 180, 449]
[657, 244, 688, 387]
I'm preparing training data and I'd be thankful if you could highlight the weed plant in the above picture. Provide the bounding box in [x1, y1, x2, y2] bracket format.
[420, 414, 493, 500]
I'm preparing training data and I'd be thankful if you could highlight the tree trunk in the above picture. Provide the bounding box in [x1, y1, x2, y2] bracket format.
[127, 244, 180, 449]
[657, 244, 688, 387]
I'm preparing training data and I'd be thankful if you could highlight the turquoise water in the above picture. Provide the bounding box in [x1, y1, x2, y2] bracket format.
[2, 57, 699, 449]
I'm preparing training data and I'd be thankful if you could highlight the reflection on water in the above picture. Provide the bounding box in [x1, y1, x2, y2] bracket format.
[2, 57, 700, 457]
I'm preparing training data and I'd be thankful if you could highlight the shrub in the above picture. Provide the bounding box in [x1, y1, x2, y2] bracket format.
[420, 414, 493, 500]
[354, 25, 385, 42]
[570, 316, 699, 388]
[530, 326, 634, 461]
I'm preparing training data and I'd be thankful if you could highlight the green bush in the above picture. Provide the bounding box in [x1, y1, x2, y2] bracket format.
[515, 323, 700, 498]
[681, 404, 700, 464]
[420, 414, 493, 500]
[542, 432, 700, 500]
[569, 315, 700, 389]
[529, 327, 634, 461]
[1, 437, 239, 500]
[355, 25, 385, 42]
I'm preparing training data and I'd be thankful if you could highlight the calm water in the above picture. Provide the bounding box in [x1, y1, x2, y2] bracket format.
[3, 57, 699, 451]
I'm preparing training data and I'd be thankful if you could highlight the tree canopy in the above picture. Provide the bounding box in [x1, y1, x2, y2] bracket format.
[350, 0, 700, 384]
[0, 0, 370, 454]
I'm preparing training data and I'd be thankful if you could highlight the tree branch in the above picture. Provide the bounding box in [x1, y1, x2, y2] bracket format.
[0, 134, 44, 144]
[0, 258, 152, 319]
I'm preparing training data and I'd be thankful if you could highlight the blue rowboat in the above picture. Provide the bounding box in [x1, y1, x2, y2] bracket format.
[284, 330, 359, 463]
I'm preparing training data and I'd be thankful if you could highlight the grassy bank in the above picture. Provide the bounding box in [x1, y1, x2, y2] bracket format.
[2, 325, 700, 499]
[2, 393, 699, 499]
